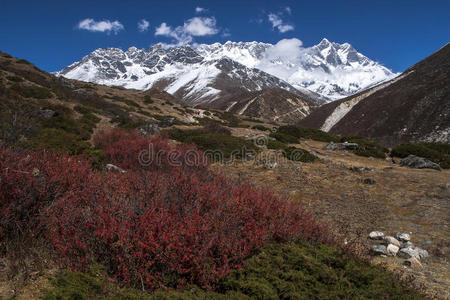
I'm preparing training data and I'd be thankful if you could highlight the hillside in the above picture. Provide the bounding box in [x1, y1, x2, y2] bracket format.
[299, 43, 450, 146]
[0, 51, 446, 299]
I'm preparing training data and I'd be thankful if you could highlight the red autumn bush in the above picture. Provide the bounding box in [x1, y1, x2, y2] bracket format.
[0, 130, 330, 290]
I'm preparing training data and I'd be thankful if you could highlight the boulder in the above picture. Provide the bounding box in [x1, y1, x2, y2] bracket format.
[384, 236, 401, 247]
[398, 247, 419, 259]
[394, 232, 411, 242]
[104, 163, 126, 173]
[417, 248, 429, 259]
[349, 166, 373, 172]
[37, 109, 56, 119]
[399, 155, 442, 171]
[363, 178, 376, 184]
[400, 241, 414, 249]
[387, 244, 400, 256]
[369, 231, 384, 240]
[445, 183, 450, 190]
[136, 123, 160, 136]
[158, 117, 175, 128]
[324, 142, 358, 151]
[370, 245, 387, 256]
[403, 257, 423, 270]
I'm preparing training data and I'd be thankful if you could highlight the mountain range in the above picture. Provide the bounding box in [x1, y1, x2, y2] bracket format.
[56, 39, 396, 106]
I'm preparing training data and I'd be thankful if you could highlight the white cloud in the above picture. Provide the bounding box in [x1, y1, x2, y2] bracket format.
[155, 22, 172, 36]
[137, 19, 149, 32]
[77, 18, 124, 34]
[154, 17, 219, 46]
[285, 6, 292, 15]
[268, 13, 294, 33]
[257, 38, 305, 79]
[184, 17, 218, 36]
[195, 7, 205, 13]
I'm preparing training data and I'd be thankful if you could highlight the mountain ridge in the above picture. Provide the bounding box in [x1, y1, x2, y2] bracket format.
[56, 38, 396, 104]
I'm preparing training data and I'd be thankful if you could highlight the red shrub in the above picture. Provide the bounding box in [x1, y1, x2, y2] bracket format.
[0, 130, 330, 290]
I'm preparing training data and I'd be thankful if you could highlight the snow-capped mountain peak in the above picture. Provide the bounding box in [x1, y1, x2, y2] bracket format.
[56, 38, 397, 103]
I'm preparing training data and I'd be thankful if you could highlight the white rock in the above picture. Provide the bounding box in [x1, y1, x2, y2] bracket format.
[384, 236, 400, 247]
[417, 248, 429, 259]
[394, 232, 411, 242]
[369, 231, 384, 240]
[371, 245, 387, 256]
[387, 244, 399, 256]
[398, 247, 419, 259]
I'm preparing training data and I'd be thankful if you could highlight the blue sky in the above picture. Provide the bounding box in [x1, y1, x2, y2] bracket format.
[1, 0, 449, 72]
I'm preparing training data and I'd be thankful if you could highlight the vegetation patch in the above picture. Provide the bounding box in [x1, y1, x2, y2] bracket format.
[269, 131, 299, 144]
[340, 136, 389, 158]
[10, 83, 53, 99]
[277, 125, 339, 143]
[391, 142, 450, 168]
[283, 146, 318, 162]
[252, 124, 270, 131]
[168, 126, 258, 159]
[43, 241, 424, 299]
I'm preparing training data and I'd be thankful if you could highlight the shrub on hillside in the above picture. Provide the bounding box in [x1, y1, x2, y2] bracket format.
[168, 127, 258, 160]
[1, 130, 330, 291]
[283, 146, 318, 163]
[269, 132, 299, 144]
[10, 83, 53, 99]
[276, 125, 339, 142]
[252, 124, 270, 131]
[391, 143, 450, 169]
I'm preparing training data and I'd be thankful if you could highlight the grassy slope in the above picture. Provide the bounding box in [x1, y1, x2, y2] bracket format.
[44, 241, 424, 299]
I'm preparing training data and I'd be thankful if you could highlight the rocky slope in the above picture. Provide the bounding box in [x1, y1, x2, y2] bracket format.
[298, 43, 450, 145]
[209, 88, 317, 123]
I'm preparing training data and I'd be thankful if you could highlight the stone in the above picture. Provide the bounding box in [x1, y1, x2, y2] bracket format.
[416, 248, 429, 259]
[399, 155, 442, 171]
[158, 117, 175, 128]
[136, 123, 159, 136]
[349, 166, 373, 172]
[384, 236, 401, 247]
[403, 257, 423, 270]
[266, 162, 278, 169]
[37, 109, 55, 119]
[104, 163, 126, 173]
[324, 142, 358, 151]
[387, 244, 400, 256]
[370, 245, 387, 256]
[398, 247, 419, 259]
[445, 183, 450, 190]
[400, 241, 414, 249]
[363, 178, 376, 184]
[369, 231, 384, 240]
[394, 232, 411, 242]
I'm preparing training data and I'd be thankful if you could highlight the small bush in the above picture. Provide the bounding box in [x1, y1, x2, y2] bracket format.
[283, 147, 318, 162]
[391, 143, 450, 169]
[203, 123, 232, 135]
[252, 124, 270, 131]
[269, 132, 299, 144]
[267, 139, 287, 150]
[143, 96, 154, 104]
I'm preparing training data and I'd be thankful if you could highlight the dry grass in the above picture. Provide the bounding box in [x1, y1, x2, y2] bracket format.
[214, 139, 450, 298]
